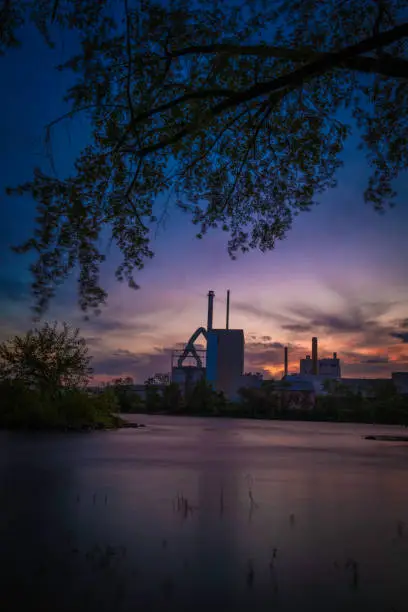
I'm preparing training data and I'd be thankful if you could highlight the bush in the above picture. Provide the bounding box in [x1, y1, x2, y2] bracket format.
[0, 380, 121, 430]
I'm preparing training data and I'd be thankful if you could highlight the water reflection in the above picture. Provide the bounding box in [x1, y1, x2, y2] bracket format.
[1, 418, 408, 610]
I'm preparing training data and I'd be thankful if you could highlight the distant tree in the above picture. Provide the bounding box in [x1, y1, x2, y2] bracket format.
[112, 376, 144, 412]
[144, 380, 163, 412]
[0, 322, 92, 395]
[2, 0, 408, 314]
[162, 382, 183, 412]
[186, 379, 226, 414]
[239, 381, 280, 418]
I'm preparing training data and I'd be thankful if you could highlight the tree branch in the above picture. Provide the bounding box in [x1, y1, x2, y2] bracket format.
[124, 0, 135, 124]
[169, 40, 408, 80]
[349, 54, 408, 79]
[127, 88, 237, 125]
[168, 43, 313, 61]
[45, 104, 128, 132]
[127, 22, 408, 157]
[221, 101, 274, 216]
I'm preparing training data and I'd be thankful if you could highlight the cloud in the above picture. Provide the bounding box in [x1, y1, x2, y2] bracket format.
[287, 305, 373, 335]
[360, 357, 389, 364]
[247, 341, 285, 350]
[390, 332, 408, 343]
[244, 338, 303, 378]
[91, 347, 173, 382]
[275, 302, 408, 359]
[235, 298, 405, 348]
[341, 361, 408, 378]
[234, 302, 275, 320]
[81, 316, 152, 335]
[281, 323, 312, 333]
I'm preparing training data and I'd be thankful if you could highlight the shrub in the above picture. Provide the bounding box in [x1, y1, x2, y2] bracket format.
[0, 381, 121, 430]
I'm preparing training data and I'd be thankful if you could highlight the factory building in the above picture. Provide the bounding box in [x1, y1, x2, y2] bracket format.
[171, 289, 245, 401]
[282, 338, 341, 397]
[299, 338, 341, 378]
[206, 328, 244, 400]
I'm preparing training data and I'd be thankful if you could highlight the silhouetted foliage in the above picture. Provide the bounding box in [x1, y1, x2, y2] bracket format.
[0, 321, 92, 394]
[162, 382, 184, 412]
[1, 0, 407, 313]
[144, 384, 163, 413]
[111, 376, 143, 412]
[107, 373, 408, 424]
[239, 381, 281, 418]
[0, 379, 120, 430]
[0, 322, 120, 430]
[186, 379, 227, 415]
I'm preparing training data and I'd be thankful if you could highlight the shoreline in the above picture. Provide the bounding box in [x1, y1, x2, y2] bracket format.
[364, 434, 408, 442]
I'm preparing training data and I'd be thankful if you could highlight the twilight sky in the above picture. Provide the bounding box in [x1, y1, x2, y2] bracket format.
[0, 26, 407, 382]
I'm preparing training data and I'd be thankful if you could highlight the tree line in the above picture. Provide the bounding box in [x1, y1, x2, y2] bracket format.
[111, 375, 408, 425]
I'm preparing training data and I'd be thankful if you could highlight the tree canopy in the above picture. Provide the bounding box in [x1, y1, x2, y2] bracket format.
[2, 0, 407, 313]
[0, 321, 92, 393]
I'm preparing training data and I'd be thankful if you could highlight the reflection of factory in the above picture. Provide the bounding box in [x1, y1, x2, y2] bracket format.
[171, 290, 253, 401]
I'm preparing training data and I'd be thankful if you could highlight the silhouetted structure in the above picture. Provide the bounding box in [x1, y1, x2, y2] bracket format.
[171, 290, 245, 400]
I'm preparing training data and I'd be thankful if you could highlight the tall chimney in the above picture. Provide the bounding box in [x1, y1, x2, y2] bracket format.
[207, 290, 215, 331]
[226, 289, 230, 330]
[312, 337, 318, 375]
[284, 346, 288, 377]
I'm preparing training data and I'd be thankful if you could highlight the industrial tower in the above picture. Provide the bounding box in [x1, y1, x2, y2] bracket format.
[171, 290, 244, 400]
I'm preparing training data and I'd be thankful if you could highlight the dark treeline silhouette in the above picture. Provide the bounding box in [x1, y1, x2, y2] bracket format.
[110, 378, 408, 425]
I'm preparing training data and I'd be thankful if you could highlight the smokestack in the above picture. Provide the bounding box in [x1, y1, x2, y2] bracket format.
[284, 346, 288, 377]
[207, 290, 215, 331]
[333, 352, 337, 359]
[226, 289, 230, 329]
[312, 337, 318, 375]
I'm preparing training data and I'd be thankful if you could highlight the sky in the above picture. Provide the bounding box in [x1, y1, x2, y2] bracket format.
[0, 25, 407, 383]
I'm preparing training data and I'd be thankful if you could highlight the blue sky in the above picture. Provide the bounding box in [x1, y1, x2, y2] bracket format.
[0, 24, 407, 382]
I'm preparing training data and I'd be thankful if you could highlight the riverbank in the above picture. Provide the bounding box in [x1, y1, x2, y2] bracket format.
[0, 416, 147, 433]
[119, 408, 408, 427]
[365, 434, 408, 442]
[0, 385, 138, 432]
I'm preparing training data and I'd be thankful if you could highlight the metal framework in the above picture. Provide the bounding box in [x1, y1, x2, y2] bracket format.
[172, 346, 207, 369]
[175, 327, 208, 368]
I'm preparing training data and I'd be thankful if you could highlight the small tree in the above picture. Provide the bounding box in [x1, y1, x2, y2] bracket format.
[112, 376, 143, 412]
[162, 382, 183, 412]
[239, 381, 280, 418]
[0, 322, 92, 395]
[187, 379, 226, 415]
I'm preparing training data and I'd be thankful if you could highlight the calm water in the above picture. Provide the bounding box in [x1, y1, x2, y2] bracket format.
[1, 416, 408, 611]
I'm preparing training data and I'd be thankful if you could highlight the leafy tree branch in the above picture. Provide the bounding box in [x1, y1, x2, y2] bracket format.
[1, 0, 407, 314]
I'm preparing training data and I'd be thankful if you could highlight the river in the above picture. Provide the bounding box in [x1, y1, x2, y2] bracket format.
[1, 416, 408, 611]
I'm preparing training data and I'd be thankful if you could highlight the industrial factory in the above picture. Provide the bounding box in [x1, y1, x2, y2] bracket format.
[170, 289, 407, 403]
[170, 290, 343, 401]
[282, 336, 342, 397]
[171, 290, 259, 400]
